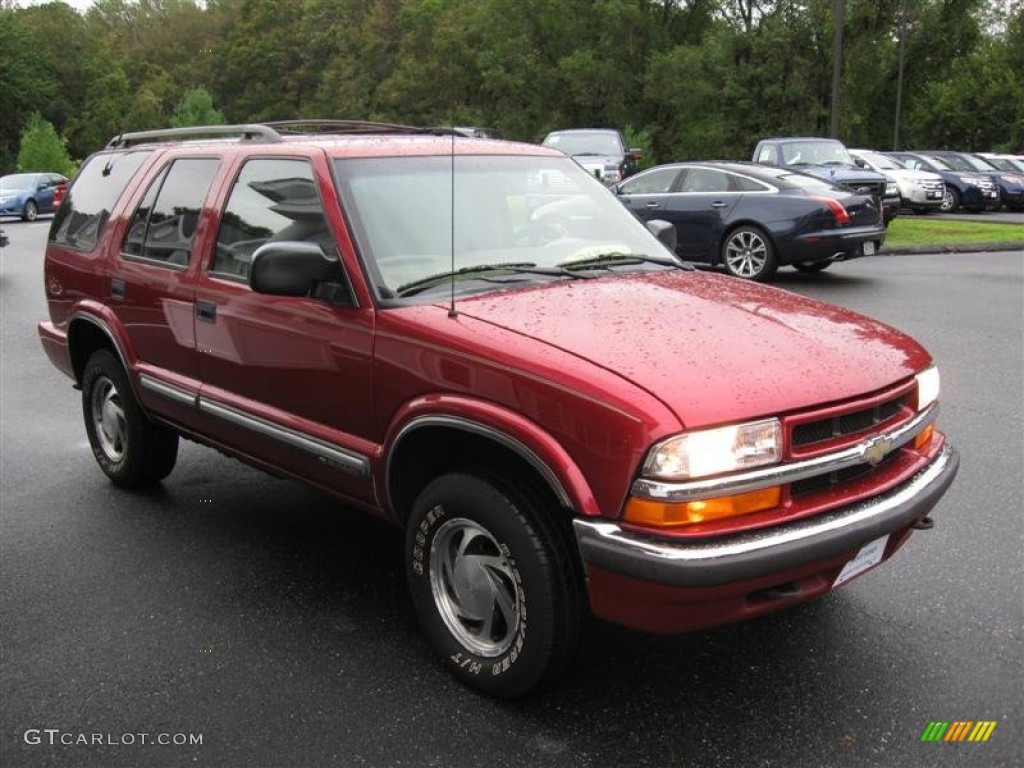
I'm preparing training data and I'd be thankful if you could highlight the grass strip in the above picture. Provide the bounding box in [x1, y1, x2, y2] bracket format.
[886, 217, 1024, 246]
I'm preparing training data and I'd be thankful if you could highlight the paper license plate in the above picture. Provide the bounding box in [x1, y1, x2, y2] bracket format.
[833, 535, 888, 588]
[862, 241, 876, 256]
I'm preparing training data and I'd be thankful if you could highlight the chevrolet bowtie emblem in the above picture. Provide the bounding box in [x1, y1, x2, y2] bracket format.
[861, 435, 894, 465]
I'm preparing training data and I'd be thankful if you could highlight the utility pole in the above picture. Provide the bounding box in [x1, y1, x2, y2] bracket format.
[830, 0, 845, 138]
[893, 0, 909, 149]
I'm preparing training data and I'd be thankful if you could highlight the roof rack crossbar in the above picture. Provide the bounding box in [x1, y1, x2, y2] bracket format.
[260, 119, 426, 135]
[105, 124, 283, 149]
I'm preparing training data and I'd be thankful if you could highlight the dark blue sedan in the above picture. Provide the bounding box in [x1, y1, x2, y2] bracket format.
[0, 172, 69, 221]
[612, 162, 885, 281]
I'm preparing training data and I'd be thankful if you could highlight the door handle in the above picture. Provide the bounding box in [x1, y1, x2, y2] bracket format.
[195, 300, 217, 322]
[110, 279, 125, 299]
[711, 201, 728, 208]
[644, 202, 661, 209]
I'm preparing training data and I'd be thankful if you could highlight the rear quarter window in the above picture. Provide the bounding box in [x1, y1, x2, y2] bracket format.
[49, 150, 152, 251]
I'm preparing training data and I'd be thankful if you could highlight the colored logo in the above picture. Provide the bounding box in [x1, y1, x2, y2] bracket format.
[921, 721, 997, 742]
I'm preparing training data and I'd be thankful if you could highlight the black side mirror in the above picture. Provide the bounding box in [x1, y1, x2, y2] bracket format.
[645, 219, 677, 251]
[250, 241, 340, 296]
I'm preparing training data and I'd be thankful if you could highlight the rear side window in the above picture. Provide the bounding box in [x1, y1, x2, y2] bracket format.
[121, 158, 220, 266]
[619, 167, 681, 195]
[49, 151, 152, 251]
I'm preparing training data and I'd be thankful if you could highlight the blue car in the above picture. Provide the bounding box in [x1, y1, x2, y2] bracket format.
[0, 172, 69, 221]
[612, 161, 885, 281]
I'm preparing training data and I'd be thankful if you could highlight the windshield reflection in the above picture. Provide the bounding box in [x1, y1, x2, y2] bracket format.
[334, 155, 678, 300]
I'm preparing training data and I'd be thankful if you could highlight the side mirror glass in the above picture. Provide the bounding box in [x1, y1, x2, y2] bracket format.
[250, 241, 340, 297]
[645, 219, 677, 251]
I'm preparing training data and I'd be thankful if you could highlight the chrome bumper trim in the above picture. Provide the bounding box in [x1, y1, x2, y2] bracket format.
[575, 443, 958, 588]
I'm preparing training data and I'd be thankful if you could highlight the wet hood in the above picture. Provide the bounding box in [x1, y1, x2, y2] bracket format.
[455, 271, 931, 429]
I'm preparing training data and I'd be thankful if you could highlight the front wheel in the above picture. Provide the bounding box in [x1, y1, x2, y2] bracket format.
[405, 473, 583, 698]
[722, 225, 776, 281]
[940, 185, 960, 213]
[22, 200, 38, 222]
[81, 350, 179, 487]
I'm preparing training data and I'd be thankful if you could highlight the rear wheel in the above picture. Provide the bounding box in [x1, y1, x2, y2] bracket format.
[22, 200, 37, 222]
[81, 350, 178, 487]
[405, 472, 583, 698]
[939, 185, 960, 213]
[721, 225, 776, 281]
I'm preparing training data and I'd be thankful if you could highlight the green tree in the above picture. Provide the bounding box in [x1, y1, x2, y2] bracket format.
[0, 9, 56, 170]
[16, 113, 75, 175]
[171, 87, 226, 127]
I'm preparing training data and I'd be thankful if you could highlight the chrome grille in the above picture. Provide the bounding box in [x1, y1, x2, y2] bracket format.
[839, 179, 887, 197]
[791, 396, 908, 449]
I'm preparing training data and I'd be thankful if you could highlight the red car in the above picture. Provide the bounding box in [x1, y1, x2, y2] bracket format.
[39, 122, 959, 697]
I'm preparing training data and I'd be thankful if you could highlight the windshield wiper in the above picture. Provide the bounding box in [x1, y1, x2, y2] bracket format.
[557, 251, 687, 271]
[396, 262, 590, 297]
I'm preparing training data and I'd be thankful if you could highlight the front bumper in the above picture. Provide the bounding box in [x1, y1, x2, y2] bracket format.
[882, 195, 901, 223]
[573, 443, 958, 632]
[904, 186, 945, 209]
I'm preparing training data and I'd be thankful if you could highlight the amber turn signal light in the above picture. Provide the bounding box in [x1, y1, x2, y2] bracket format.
[624, 487, 782, 528]
[914, 424, 935, 451]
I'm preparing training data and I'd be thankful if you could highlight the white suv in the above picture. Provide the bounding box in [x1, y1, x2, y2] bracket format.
[850, 149, 945, 214]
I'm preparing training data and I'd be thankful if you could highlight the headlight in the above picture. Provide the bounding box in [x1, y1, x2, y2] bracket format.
[916, 366, 940, 411]
[960, 175, 986, 185]
[643, 418, 782, 480]
[885, 181, 899, 195]
[604, 169, 623, 184]
[1002, 174, 1024, 185]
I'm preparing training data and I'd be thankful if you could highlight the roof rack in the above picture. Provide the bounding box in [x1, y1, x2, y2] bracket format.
[261, 119, 426, 135]
[106, 124, 283, 148]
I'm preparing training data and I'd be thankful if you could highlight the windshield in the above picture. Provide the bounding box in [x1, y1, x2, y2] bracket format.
[928, 154, 974, 172]
[959, 154, 996, 172]
[858, 152, 902, 170]
[0, 174, 38, 191]
[920, 154, 953, 171]
[994, 157, 1024, 172]
[542, 132, 624, 157]
[334, 154, 677, 300]
[780, 141, 854, 166]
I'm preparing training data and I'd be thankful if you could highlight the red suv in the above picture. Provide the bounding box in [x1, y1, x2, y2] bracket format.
[39, 122, 959, 697]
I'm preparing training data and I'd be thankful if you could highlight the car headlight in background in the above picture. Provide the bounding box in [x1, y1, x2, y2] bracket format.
[642, 418, 782, 480]
[885, 181, 899, 195]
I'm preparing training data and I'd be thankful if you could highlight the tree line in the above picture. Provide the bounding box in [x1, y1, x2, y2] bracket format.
[2, 0, 1022, 174]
